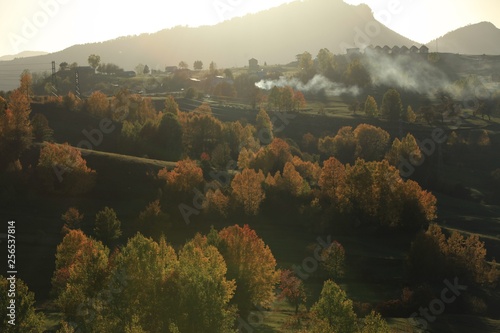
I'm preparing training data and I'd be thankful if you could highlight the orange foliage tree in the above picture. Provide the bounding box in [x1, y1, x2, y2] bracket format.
[216, 224, 279, 316]
[408, 224, 499, 285]
[158, 158, 204, 194]
[250, 138, 293, 174]
[353, 124, 390, 161]
[231, 168, 266, 215]
[36, 142, 96, 195]
[86, 91, 109, 118]
[0, 87, 32, 170]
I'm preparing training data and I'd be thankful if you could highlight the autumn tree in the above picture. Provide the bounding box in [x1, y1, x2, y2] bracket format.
[181, 111, 223, 157]
[278, 269, 307, 315]
[61, 207, 84, 235]
[202, 188, 230, 217]
[86, 91, 109, 118]
[31, 113, 53, 142]
[364, 95, 378, 117]
[94, 207, 122, 243]
[381, 88, 403, 121]
[164, 95, 180, 115]
[255, 108, 274, 143]
[353, 124, 390, 161]
[404, 105, 417, 123]
[231, 168, 266, 215]
[408, 224, 498, 285]
[52, 230, 109, 321]
[319, 157, 347, 207]
[318, 126, 357, 164]
[213, 82, 236, 99]
[385, 133, 422, 167]
[0, 276, 45, 332]
[344, 159, 436, 229]
[158, 158, 204, 194]
[277, 161, 308, 197]
[0, 85, 32, 170]
[217, 224, 279, 316]
[250, 138, 293, 174]
[36, 142, 96, 195]
[310, 280, 358, 333]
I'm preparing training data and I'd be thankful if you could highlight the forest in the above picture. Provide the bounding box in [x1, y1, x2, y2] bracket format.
[0, 48, 499, 333]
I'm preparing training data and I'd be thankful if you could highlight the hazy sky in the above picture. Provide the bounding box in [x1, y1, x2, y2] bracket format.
[1, 0, 498, 56]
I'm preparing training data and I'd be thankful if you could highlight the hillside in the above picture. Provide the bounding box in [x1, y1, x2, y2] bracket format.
[429, 21, 500, 55]
[0, 0, 416, 91]
[0, 50, 48, 61]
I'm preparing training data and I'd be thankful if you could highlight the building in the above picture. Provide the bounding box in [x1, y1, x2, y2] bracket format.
[249, 58, 259, 72]
[419, 45, 429, 54]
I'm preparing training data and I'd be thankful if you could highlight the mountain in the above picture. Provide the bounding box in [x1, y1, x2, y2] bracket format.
[0, 51, 48, 61]
[0, 0, 418, 91]
[429, 22, 500, 55]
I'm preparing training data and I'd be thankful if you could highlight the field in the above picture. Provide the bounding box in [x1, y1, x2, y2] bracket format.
[2, 89, 499, 332]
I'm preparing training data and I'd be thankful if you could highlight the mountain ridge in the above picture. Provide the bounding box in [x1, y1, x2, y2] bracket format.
[429, 21, 500, 54]
[1, 0, 499, 91]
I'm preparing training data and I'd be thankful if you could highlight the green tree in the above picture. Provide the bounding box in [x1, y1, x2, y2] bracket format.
[94, 207, 122, 242]
[381, 88, 403, 121]
[0, 276, 45, 332]
[361, 311, 390, 333]
[345, 58, 370, 87]
[193, 60, 203, 71]
[87, 54, 101, 70]
[178, 61, 188, 69]
[255, 108, 273, 143]
[297, 51, 315, 82]
[108, 233, 178, 332]
[177, 238, 236, 333]
[310, 280, 358, 333]
[155, 112, 183, 160]
[316, 48, 335, 78]
[320, 241, 345, 279]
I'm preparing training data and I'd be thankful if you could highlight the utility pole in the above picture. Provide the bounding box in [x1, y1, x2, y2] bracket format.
[75, 69, 81, 100]
[51, 61, 58, 96]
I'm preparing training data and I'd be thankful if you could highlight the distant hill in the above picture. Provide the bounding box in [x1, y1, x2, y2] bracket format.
[0, 50, 48, 61]
[0, 0, 417, 91]
[429, 22, 500, 55]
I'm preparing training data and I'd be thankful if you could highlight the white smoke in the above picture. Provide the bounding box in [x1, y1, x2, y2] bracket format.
[255, 74, 361, 97]
[363, 49, 459, 98]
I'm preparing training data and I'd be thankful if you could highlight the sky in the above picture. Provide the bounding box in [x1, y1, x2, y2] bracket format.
[1, 0, 499, 57]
